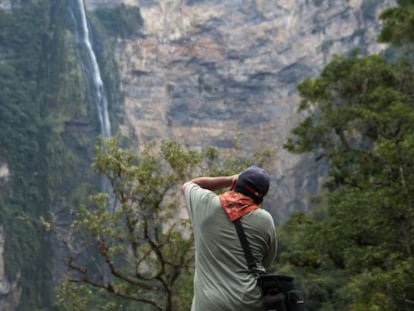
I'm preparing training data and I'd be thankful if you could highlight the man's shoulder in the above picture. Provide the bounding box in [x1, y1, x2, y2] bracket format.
[245, 208, 275, 227]
[251, 207, 273, 219]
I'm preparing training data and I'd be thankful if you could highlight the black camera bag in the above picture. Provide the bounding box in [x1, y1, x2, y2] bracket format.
[257, 273, 305, 311]
[233, 218, 305, 311]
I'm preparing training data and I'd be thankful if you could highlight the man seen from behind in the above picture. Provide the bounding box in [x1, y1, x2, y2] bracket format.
[182, 166, 277, 311]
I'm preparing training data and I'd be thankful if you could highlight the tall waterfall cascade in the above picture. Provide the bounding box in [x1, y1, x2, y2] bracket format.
[71, 0, 111, 138]
[69, 0, 115, 214]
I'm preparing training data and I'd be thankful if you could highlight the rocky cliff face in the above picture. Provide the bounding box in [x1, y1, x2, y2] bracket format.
[85, 0, 396, 221]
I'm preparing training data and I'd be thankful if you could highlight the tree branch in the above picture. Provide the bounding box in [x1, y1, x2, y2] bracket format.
[66, 257, 163, 311]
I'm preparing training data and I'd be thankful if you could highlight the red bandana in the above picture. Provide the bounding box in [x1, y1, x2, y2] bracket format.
[219, 191, 259, 222]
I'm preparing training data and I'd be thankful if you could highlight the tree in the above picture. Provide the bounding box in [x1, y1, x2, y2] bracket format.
[281, 3, 414, 308]
[378, 0, 414, 47]
[281, 52, 414, 310]
[55, 137, 272, 311]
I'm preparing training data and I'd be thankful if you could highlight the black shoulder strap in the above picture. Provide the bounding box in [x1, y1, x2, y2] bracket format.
[233, 218, 260, 274]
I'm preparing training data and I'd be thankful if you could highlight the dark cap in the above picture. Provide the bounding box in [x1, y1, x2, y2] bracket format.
[234, 165, 270, 204]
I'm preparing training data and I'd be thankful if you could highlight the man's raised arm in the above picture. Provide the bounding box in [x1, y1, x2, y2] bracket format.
[181, 175, 238, 194]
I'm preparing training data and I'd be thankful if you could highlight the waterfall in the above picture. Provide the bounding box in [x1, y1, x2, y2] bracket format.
[69, 0, 116, 214]
[68, 1, 116, 285]
[70, 0, 111, 138]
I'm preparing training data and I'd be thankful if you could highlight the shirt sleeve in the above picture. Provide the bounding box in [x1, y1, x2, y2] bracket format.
[184, 183, 216, 221]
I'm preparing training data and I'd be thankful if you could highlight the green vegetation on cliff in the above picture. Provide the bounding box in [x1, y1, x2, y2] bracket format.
[277, 2, 414, 309]
[0, 0, 98, 309]
[0, 1, 59, 309]
[0, 1, 144, 310]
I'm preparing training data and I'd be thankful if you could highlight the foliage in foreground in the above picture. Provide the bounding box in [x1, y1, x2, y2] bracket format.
[279, 48, 414, 310]
[277, 2, 414, 308]
[55, 138, 272, 311]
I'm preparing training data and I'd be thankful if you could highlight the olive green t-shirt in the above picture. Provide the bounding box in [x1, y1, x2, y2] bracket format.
[184, 183, 277, 311]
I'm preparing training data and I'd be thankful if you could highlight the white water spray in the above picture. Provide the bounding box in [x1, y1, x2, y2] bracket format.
[70, 0, 116, 216]
[74, 0, 111, 138]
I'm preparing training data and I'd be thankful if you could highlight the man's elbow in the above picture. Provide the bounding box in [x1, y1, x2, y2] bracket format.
[181, 181, 192, 195]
